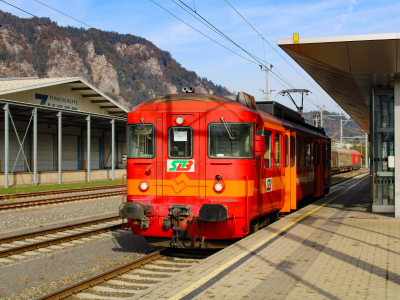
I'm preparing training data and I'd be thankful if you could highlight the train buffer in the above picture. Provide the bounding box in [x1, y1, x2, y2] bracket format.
[131, 174, 400, 299]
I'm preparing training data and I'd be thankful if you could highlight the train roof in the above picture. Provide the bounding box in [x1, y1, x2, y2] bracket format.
[132, 93, 328, 139]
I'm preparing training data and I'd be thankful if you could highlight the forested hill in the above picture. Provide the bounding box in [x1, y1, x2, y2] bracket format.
[0, 11, 231, 109]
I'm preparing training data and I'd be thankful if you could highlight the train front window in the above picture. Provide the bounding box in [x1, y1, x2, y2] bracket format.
[127, 124, 155, 158]
[168, 127, 193, 158]
[208, 123, 252, 158]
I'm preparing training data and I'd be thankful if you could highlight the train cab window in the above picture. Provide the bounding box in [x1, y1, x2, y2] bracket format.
[208, 123, 252, 158]
[285, 135, 289, 168]
[301, 139, 305, 166]
[306, 141, 311, 166]
[275, 133, 281, 167]
[290, 136, 295, 167]
[264, 131, 272, 168]
[168, 127, 193, 158]
[321, 143, 324, 165]
[127, 123, 155, 158]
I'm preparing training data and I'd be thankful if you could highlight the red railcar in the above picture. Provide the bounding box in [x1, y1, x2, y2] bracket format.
[120, 92, 331, 248]
[348, 149, 362, 170]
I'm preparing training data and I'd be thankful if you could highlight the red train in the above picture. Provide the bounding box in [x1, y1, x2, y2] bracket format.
[120, 92, 331, 248]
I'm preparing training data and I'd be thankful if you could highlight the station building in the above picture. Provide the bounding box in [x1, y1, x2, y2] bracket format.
[277, 33, 399, 217]
[0, 77, 128, 188]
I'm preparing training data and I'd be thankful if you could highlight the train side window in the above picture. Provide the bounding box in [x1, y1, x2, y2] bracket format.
[306, 141, 311, 166]
[275, 133, 281, 167]
[264, 131, 272, 168]
[296, 138, 300, 167]
[285, 134, 289, 168]
[290, 136, 295, 167]
[320, 143, 324, 165]
[325, 143, 329, 166]
[315, 142, 319, 166]
[168, 127, 193, 158]
[310, 142, 313, 166]
[301, 139, 305, 167]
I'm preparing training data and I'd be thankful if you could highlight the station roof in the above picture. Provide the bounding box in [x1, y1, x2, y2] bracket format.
[277, 33, 400, 133]
[0, 77, 129, 117]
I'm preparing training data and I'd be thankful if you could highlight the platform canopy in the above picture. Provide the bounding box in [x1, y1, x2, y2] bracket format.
[0, 77, 129, 117]
[277, 33, 400, 133]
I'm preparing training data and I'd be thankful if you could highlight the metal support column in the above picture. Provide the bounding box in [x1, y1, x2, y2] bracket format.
[33, 107, 37, 186]
[4, 104, 9, 188]
[365, 132, 368, 168]
[111, 119, 115, 180]
[86, 115, 91, 182]
[58, 111, 62, 184]
[340, 120, 343, 147]
[394, 76, 400, 217]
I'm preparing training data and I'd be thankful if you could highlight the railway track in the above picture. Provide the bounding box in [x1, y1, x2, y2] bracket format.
[0, 189, 124, 211]
[30, 173, 369, 300]
[0, 216, 122, 261]
[34, 249, 214, 300]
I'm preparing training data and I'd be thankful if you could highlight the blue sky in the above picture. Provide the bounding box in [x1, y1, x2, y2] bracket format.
[1, 0, 400, 113]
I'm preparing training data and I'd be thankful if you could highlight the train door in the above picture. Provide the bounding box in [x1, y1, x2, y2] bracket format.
[281, 130, 291, 213]
[161, 113, 201, 198]
[290, 132, 297, 210]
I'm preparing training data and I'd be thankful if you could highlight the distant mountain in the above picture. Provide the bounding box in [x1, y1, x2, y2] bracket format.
[303, 110, 365, 142]
[0, 11, 231, 110]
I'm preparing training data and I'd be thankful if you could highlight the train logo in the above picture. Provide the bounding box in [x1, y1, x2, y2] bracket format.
[266, 178, 273, 192]
[167, 160, 195, 172]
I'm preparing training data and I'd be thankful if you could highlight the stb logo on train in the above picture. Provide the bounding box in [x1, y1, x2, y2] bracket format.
[266, 178, 273, 192]
[167, 159, 195, 172]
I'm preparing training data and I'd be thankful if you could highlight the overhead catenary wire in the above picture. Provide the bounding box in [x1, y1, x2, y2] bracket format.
[224, 0, 337, 110]
[167, 0, 317, 107]
[174, 0, 270, 67]
[32, 0, 92, 28]
[173, 0, 318, 108]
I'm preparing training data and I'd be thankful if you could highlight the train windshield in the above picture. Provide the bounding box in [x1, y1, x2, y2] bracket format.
[127, 124, 155, 158]
[208, 123, 252, 158]
[168, 127, 193, 158]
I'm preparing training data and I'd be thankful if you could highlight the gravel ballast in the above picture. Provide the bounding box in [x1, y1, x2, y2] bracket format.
[0, 197, 121, 234]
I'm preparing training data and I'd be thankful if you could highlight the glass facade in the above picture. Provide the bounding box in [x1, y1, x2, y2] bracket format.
[373, 90, 394, 206]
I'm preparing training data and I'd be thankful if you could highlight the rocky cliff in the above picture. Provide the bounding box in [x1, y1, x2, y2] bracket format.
[0, 11, 231, 110]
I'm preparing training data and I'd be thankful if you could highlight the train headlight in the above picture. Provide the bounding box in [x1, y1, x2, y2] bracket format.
[214, 182, 224, 193]
[139, 180, 150, 192]
[175, 116, 185, 125]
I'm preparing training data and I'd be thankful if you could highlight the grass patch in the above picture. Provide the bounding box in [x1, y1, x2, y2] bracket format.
[0, 179, 123, 196]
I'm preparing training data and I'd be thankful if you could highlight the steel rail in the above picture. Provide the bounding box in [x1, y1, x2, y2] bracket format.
[0, 191, 122, 211]
[0, 216, 119, 244]
[33, 250, 164, 300]
[0, 222, 122, 258]
[0, 184, 122, 200]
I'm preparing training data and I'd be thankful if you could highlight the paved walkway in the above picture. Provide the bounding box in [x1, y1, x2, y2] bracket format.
[132, 174, 400, 299]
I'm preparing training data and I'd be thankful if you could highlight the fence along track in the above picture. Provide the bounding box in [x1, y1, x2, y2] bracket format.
[34, 250, 203, 300]
[0, 216, 121, 259]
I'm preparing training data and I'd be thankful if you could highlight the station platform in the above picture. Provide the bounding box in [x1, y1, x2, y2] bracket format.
[132, 174, 400, 300]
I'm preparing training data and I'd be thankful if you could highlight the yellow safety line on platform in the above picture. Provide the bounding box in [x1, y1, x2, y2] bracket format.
[169, 175, 368, 300]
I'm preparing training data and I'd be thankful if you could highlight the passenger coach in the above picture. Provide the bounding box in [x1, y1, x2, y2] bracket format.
[119, 92, 331, 248]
